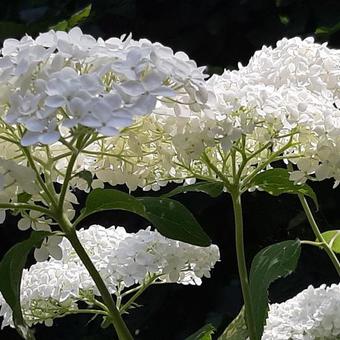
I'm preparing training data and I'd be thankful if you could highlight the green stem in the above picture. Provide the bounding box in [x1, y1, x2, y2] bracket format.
[241, 140, 295, 190]
[0, 203, 53, 217]
[300, 240, 324, 247]
[59, 216, 133, 340]
[21, 147, 58, 209]
[120, 275, 158, 314]
[230, 190, 258, 340]
[58, 151, 79, 210]
[64, 309, 109, 316]
[201, 152, 232, 190]
[298, 194, 340, 276]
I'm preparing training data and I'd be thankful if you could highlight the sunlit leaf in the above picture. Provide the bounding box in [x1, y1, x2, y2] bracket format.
[320, 230, 340, 253]
[249, 240, 301, 339]
[218, 306, 248, 340]
[185, 323, 215, 340]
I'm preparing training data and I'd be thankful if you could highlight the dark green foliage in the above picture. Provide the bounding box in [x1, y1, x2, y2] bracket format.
[252, 168, 318, 209]
[77, 189, 211, 246]
[0, 231, 53, 339]
[249, 240, 301, 339]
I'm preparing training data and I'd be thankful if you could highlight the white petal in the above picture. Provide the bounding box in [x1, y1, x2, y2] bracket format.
[21, 131, 40, 146]
[151, 86, 175, 97]
[48, 245, 62, 260]
[104, 93, 122, 110]
[45, 95, 66, 108]
[142, 72, 162, 91]
[119, 81, 145, 96]
[0, 210, 6, 224]
[24, 119, 46, 132]
[34, 246, 49, 262]
[81, 115, 102, 128]
[131, 95, 157, 115]
[39, 130, 60, 145]
[18, 218, 31, 231]
[98, 125, 119, 136]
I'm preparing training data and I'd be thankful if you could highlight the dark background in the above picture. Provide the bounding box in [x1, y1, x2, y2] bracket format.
[0, 1, 340, 339]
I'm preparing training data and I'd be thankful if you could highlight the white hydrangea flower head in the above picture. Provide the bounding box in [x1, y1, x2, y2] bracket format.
[0, 27, 208, 146]
[95, 36, 340, 190]
[262, 283, 340, 339]
[0, 224, 219, 328]
[0, 27, 210, 239]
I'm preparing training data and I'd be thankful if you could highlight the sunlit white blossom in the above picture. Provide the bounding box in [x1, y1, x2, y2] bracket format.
[262, 283, 340, 339]
[0, 27, 208, 145]
[90, 36, 340, 191]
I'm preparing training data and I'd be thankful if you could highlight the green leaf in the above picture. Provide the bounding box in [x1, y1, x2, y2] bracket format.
[77, 189, 145, 222]
[185, 323, 215, 340]
[0, 231, 53, 339]
[50, 20, 68, 31]
[50, 4, 92, 31]
[218, 306, 248, 340]
[279, 15, 290, 25]
[320, 230, 340, 253]
[163, 182, 224, 198]
[315, 22, 340, 38]
[249, 240, 301, 339]
[77, 189, 211, 246]
[73, 170, 93, 189]
[68, 4, 92, 28]
[252, 168, 318, 208]
[139, 197, 211, 246]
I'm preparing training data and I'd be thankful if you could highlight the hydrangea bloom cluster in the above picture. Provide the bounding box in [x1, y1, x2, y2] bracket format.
[0, 224, 220, 328]
[262, 283, 340, 339]
[0, 27, 207, 145]
[93, 37, 340, 190]
[0, 28, 209, 252]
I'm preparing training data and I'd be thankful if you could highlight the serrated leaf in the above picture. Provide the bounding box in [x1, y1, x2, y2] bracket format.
[163, 181, 224, 198]
[0, 231, 53, 339]
[249, 240, 301, 339]
[76, 189, 211, 246]
[218, 306, 248, 340]
[320, 230, 340, 253]
[185, 323, 215, 340]
[252, 168, 318, 208]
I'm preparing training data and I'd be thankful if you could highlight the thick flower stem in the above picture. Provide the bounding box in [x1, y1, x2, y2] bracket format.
[230, 191, 258, 340]
[59, 215, 133, 340]
[298, 194, 340, 277]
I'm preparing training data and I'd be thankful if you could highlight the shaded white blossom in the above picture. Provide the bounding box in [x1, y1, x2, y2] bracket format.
[0, 224, 219, 328]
